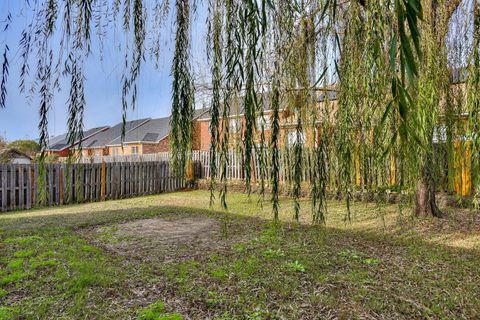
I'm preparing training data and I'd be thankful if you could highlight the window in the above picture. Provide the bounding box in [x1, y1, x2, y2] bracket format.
[229, 119, 238, 132]
[287, 131, 306, 147]
[112, 147, 119, 156]
[433, 125, 447, 143]
[131, 146, 139, 155]
[256, 115, 270, 128]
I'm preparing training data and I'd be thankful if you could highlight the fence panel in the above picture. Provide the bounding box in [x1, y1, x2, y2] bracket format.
[0, 161, 189, 212]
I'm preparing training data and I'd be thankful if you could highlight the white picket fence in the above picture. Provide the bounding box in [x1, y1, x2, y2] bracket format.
[72, 149, 322, 183]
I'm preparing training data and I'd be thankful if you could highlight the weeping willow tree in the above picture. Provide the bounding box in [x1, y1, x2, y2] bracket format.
[0, 0, 478, 220]
[468, 0, 480, 213]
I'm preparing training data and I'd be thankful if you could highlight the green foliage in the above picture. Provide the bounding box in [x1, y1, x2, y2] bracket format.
[7, 140, 40, 156]
[170, 0, 195, 178]
[284, 260, 306, 273]
[0, 270, 30, 285]
[262, 248, 285, 259]
[207, 0, 223, 207]
[0, 288, 8, 299]
[0, 135, 7, 150]
[137, 301, 183, 320]
[206, 291, 225, 306]
[0, 307, 14, 320]
[468, 6, 480, 213]
[338, 249, 381, 266]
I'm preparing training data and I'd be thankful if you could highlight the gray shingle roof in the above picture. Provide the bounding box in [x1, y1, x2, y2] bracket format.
[47, 126, 109, 151]
[197, 91, 338, 121]
[197, 105, 245, 121]
[143, 132, 160, 142]
[317, 90, 337, 102]
[450, 68, 468, 84]
[82, 118, 150, 148]
[108, 117, 171, 145]
[107, 108, 208, 145]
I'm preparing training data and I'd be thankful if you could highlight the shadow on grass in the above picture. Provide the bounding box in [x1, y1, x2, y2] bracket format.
[1, 199, 480, 318]
[2, 199, 479, 259]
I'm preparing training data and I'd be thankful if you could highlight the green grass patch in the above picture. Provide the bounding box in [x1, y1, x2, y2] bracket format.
[0, 190, 478, 319]
[137, 301, 183, 320]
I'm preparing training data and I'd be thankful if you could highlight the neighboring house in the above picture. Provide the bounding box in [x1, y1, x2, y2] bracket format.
[0, 149, 32, 164]
[80, 118, 150, 157]
[47, 126, 109, 157]
[107, 108, 209, 155]
[196, 90, 338, 151]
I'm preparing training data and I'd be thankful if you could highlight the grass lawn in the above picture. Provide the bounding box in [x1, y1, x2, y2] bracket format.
[0, 190, 479, 319]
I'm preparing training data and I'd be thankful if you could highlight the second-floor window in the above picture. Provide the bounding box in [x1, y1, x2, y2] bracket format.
[256, 115, 270, 129]
[287, 131, 306, 147]
[229, 119, 238, 132]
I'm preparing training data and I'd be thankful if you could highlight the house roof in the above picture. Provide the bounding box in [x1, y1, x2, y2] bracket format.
[81, 118, 150, 149]
[197, 90, 338, 121]
[317, 90, 337, 102]
[108, 117, 171, 145]
[0, 148, 32, 160]
[450, 68, 468, 84]
[197, 105, 245, 121]
[48, 126, 109, 151]
[108, 108, 208, 146]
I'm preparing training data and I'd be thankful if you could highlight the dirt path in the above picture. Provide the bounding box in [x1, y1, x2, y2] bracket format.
[83, 214, 253, 263]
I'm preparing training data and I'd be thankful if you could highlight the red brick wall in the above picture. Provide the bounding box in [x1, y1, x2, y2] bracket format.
[192, 121, 203, 150]
[142, 137, 170, 154]
[48, 149, 70, 157]
[197, 118, 277, 150]
[142, 120, 205, 154]
[198, 121, 211, 151]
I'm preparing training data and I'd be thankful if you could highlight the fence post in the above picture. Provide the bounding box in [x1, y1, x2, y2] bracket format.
[10, 165, 16, 211]
[25, 165, 31, 209]
[57, 164, 62, 205]
[18, 165, 24, 210]
[1, 165, 6, 212]
[101, 161, 106, 201]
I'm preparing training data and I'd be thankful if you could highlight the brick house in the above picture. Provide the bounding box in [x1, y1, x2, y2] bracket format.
[196, 90, 338, 151]
[80, 118, 150, 157]
[47, 126, 109, 157]
[106, 108, 209, 155]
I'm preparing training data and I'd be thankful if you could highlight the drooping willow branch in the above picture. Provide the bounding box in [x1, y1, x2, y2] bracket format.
[468, 2, 480, 212]
[121, 0, 146, 139]
[170, 0, 195, 175]
[207, 0, 222, 206]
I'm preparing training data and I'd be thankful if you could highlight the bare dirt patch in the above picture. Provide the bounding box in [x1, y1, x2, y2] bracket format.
[84, 215, 249, 262]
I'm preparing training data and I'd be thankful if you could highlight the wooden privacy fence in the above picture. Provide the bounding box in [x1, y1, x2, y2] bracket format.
[74, 150, 302, 182]
[0, 161, 196, 212]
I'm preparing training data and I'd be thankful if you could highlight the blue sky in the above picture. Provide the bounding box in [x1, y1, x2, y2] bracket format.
[0, 0, 209, 141]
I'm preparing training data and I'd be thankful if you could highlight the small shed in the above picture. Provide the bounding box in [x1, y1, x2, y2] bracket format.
[0, 149, 33, 164]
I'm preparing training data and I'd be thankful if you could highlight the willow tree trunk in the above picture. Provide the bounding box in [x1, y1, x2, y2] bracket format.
[415, 173, 443, 217]
[412, 0, 462, 218]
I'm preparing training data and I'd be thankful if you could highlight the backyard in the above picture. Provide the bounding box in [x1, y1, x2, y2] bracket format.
[0, 190, 479, 319]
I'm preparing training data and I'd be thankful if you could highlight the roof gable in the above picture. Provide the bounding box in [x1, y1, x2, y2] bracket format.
[47, 126, 109, 151]
[81, 118, 150, 148]
[107, 108, 208, 145]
